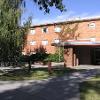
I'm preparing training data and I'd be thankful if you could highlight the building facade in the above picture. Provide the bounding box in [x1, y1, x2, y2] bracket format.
[23, 17, 100, 67]
[23, 23, 60, 54]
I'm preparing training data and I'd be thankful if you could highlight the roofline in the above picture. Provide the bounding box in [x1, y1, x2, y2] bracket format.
[31, 17, 100, 28]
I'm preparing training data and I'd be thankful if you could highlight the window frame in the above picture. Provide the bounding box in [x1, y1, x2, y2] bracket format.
[30, 40, 36, 45]
[42, 40, 48, 45]
[54, 26, 61, 33]
[30, 28, 35, 35]
[42, 27, 48, 33]
[88, 22, 96, 29]
[54, 39, 60, 43]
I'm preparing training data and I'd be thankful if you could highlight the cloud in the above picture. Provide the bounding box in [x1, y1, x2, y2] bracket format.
[56, 11, 75, 21]
[68, 13, 100, 20]
[31, 11, 75, 25]
[29, 11, 100, 26]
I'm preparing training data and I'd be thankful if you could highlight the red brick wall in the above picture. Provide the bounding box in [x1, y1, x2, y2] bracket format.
[64, 48, 73, 67]
[23, 25, 58, 54]
[76, 21, 100, 41]
[64, 46, 92, 67]
[23, 19, 100, 55]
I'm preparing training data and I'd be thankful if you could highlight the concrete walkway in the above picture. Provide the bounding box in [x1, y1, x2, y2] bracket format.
[0, 69, 100, 100]
[75, 65, 100, 69]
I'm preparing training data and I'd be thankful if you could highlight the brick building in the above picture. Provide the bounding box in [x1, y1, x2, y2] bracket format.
[23, 23, 59, 54]
[23, 17, 100, 67]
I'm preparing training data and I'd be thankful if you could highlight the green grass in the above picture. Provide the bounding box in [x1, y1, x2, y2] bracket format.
[80, 75, 100, 100]
[0, 68, 75, 81]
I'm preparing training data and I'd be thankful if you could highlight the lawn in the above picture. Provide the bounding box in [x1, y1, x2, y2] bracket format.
[80, 75, 100, 100]
[0, 68, 75, 81]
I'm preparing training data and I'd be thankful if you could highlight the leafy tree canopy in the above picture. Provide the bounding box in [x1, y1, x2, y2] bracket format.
[0, 0, 65, 66]
[33, 0, 66, 13]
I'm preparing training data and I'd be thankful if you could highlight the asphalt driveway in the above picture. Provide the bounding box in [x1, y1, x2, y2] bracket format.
[0, 68, 100, 100]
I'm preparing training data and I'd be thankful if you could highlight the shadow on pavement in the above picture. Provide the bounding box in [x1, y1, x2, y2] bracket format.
[0, 69, 100, 100]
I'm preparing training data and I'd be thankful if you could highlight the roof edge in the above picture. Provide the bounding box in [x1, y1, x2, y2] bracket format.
[31, 16, 100, 28]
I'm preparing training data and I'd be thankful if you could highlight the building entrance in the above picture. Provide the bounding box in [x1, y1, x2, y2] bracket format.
[78, 47, 91, 65]
[91, 47, 100, 65]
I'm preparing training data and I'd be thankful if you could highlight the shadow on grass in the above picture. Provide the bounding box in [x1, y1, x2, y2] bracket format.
[0, 67, 99, 81]
[80, 75, 100, 100]
[0, 67, 80, 81]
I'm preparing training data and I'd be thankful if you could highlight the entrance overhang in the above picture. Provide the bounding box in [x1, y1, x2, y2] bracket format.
[52, 40, 100, 67]
[52, 41, 100, 47]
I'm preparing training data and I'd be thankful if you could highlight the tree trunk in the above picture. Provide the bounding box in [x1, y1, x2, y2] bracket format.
[28, 61, 31, 73]
[48, 61, 52, 74]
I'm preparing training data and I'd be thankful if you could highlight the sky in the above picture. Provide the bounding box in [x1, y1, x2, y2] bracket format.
[21, 0, 100, 25]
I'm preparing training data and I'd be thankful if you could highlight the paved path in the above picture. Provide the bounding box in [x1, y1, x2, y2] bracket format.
[0, 69, 100, 100]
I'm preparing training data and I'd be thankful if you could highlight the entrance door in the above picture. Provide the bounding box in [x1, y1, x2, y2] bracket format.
[78, 47, 91, 65]
[92, 47, 100, 65]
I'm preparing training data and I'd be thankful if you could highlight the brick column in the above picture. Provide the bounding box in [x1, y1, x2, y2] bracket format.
[64, 47, 74, 67]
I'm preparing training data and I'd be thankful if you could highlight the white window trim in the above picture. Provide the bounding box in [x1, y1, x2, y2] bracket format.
[30, 41, 36, 45]
[30, 29, 35, 35]
[88, 22, 96, 29]
[54, 27, 61, 33]
[54, 39, 60, 43]
[42, 40, 48, 45]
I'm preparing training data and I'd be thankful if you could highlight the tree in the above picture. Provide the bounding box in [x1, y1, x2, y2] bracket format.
[56, 23, 79, 41]
[33, 0, 66, 13]
[55, 23, 79, 62]
[0, 0, 25, 66]
[0, 0, 65, 71]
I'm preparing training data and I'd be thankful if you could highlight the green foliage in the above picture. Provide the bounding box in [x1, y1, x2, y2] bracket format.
[32, 46, 48, 62]
[0, 0, 28, 65]
[80, 75, 100, 100]
[20, 46, 49, 63]
[30, 53, 49, 62]
[0, 0, 65, 66]
[46, 53, 63, 62]
[20, 46, 64, 63]
[0, 68, 74, 80]
[56, 47, 64, 62]
[20, 55, 30, 62]
[33, 0, 66, 13]
[45, 47, 64, 62]
[46, 54, 59, 62]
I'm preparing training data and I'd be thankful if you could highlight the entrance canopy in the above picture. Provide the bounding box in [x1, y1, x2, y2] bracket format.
[52, 40, 100, 47]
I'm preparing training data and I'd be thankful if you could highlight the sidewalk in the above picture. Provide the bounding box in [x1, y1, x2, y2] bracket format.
[75, 65, 100, 69]
[0, 62, 64, 70]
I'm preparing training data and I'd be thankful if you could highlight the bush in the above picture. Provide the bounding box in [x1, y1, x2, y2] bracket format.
[30, 53, 49, 62]
[20, 55, 30, 62]
[20, 47, 64, 63]
[20, 53, 49, 63]
[44, 47, 64, 62]
[45, 53, 64, 62]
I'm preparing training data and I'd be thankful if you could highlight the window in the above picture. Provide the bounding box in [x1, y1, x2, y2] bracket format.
[54, 27, 61, 33]
[90, 37, 96, 42]
[54, 39, 60, 43]
[88, 22, 96, 29]
[42, 27, 48, 33]
[30, 29, 35, 34]
[42, 40, 48, 45]
[30, 41, 36, 45]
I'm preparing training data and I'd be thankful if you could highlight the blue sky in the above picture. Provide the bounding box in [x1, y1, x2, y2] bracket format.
[21, 0, 100, 25]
